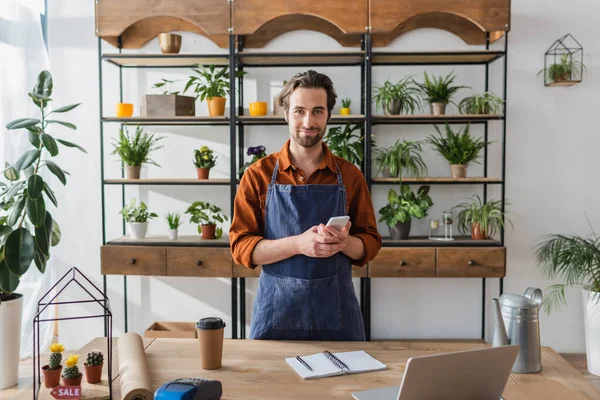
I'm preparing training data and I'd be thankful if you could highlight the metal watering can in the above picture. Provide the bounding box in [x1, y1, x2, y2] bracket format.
[492, 287, 543, 373]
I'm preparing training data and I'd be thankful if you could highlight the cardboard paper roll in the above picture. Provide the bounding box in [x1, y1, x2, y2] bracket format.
[117, 332, 153, 400]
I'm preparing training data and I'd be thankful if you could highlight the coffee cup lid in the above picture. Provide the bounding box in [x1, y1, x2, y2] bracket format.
[197, 317, 226, 330]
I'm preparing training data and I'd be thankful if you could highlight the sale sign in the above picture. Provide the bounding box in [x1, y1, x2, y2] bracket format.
[50, 386, 81, 399]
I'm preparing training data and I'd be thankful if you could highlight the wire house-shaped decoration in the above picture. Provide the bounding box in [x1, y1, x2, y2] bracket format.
[541, 33, 585, 86]
[33, 267, 113, 399]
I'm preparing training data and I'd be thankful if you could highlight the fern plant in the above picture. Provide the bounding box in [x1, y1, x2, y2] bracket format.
[426, 123, 489, 166]
[458, 91, 504, 115]
[111, 125, 164, 167]
[374, 140, 427, 179]
[414, 71, 468, 105]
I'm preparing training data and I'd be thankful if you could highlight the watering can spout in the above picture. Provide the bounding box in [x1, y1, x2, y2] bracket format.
[492, 298, 509, 347]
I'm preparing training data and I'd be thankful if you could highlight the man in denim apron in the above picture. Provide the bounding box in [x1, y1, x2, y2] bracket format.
[230, 70, 381, 341]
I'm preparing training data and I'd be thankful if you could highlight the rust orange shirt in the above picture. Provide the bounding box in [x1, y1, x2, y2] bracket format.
[230, 139, 382, 269]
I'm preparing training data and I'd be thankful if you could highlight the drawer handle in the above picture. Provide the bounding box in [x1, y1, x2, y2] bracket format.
[130, 258, 136, 265]
[399, 260, 407, 267]
[468, 260, 477, 266]
[196, 260, 203, 267]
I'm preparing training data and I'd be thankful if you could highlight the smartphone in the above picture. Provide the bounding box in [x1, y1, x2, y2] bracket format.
[325, 216, 350, 231]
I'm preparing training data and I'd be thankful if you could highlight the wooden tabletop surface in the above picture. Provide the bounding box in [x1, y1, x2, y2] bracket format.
[31, 338, 600, 400]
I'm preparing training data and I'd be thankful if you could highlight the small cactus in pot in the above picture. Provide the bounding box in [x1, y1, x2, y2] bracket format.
[84, 350, 104, 384]
[62, 354, 82, 386]
[42, 343, 64, 388]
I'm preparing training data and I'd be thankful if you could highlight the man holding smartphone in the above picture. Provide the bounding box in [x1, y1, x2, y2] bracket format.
[229, 70, 382, 341]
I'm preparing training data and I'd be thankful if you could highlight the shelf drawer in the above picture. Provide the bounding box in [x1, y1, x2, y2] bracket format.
[101, 245, 166, 276]
[368, 248, 436, 277]
[437, 247, 506, 278]
[167, 247, 232, 277]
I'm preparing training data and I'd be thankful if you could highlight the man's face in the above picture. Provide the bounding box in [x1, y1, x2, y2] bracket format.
[286, 87, 329, 149]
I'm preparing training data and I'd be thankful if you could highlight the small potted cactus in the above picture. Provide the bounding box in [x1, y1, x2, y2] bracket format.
[84, 350, 104, 384]
[62, 354, 82, 386]
[42, 343, 64, 388]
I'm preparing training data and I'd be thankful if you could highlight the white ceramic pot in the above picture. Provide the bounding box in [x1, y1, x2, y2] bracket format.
[168, 229, 178, 240]
[128, 222, 148, 239]
[0, 294, 23, 389]
[582, 287, 600, 376]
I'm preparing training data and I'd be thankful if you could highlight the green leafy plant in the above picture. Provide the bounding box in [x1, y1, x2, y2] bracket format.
[323, 123, 370, 166]
[538, 53, 587, 83]
[373, 77, 422, 114]
[426, 123, 489, 166]
[119, 198, 158, 223]
[185, 201, 229, 239]
[0, 70, 84, 301]
[458, 91, 504, 115]
[454, 195, 512, 238]
[152, 78, 180, 95]
[238, 146, 267, 178]
[374, 139, 427, 179]
[378, 184, 433, 226]
[184, 64, 245, 102]
[166, 212, 183, 230]
[414, 71, 468, 105]
[194, 146, 217, 169]
[111, 125, 164, 167]
[341, 98, 351, 108]
[535, 223, 600, 313]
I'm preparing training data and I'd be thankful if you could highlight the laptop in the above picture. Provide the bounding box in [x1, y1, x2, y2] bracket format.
[352, 345, 519, 400]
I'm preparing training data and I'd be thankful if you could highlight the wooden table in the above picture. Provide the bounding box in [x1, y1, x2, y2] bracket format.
[33, 338, 600, 400]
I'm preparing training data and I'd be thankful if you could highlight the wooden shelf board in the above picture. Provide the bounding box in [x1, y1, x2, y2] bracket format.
[372, 114, 502, 123]
[372, 51, 505, 65]
[236, 51, 365, 66]
[104, 179, 231, 185]
[382, 236, 502, 247]
[372, 177, 502, 184]
[106, 235, 230, 247]
[103, 54, 229, 67]
[103, 116, 229, 125]
[546, 80, 580, 87]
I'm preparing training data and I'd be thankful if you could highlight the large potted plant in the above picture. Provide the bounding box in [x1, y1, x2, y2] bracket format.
[414, 71, 468, 115]
[185, 201, 228, 240]
[454, 195, 512, 240]
[142, 78, 195, 117]
[111, 125, 164, 179]
[535, 226, 600, 375]
[378, 184, 433, 240]
[426, 123, 489, 179]
[538, 53, 587, 84]
[193, 146, 217, 179]
[373, 77, 422, 115]
[373, 139, 427, 180]
[0, 70, 83, 389]
[119, 198, 158, 239]
[184, 64, 245, 117]
[458, 91, 504, 115]
[323, 123, 368, 167]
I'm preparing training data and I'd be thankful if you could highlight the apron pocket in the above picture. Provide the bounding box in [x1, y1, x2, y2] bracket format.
[271, 273, 342, 331]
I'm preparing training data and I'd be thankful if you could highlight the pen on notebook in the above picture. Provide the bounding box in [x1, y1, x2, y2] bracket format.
[296, 355, 313, 371]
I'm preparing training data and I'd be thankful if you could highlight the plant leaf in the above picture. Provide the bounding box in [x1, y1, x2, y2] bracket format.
[33, 70, 53, 97]
[43, 182, 58, 207]
[35, 211, 53, 257]
[51, 220, 61, 247]
[41, 134, 59, 156]
[4, 227, 35, 276]
[7, 197, 26, 226]
[47, 120, 77, 130]
[0, 259, 20, 293]
[44, 160, 66, 185]
[3, 166, 19, 181]
[26, 196, 46, 227]
[56, 139, 86, 153]
[29, 131, 41, 147]
[14, 149, 40, 171]
[27, 175, 44, 199]
[6, 118, 40, 130]
[51, 103, 80, 113]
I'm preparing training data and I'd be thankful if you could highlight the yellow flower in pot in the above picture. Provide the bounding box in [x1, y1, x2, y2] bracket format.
[62, 354, 82, 386]
[185, 201, 229, 240]
[194, 146, 217, 179]
[340, 98, 351, 115]
[184, 64, 246, 117]
[42, 343, 65, 388]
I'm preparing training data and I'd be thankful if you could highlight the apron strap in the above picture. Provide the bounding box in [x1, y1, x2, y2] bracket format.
[335, 163, 343, 185]
[271, 160, 280, 184]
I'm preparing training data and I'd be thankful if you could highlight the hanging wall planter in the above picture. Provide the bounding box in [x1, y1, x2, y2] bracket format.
[539, 34, 585, 87]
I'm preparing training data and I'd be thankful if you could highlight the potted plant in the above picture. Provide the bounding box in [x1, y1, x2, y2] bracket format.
[538, 53, 587, 84]
[378, 184, 433, 240]
[454, 195, 512, 240]
[111, 125, 164, 179]
[340, 98, 351, 115]
[84, 350, 104, 384]
[373, 77, 422, 115]
[142, 78, 195, 117]
[414, 71, 468, 115]
[458, 91, 504, 115]
[42, 343, 64, 388]
[534, 225, 600, 375]
[0, 70, 82, 389]
[62, 354, 82, 386]
[184, 64, 245, 117]
[426, 123, 489, 179]
[238, 145, 267, 178]
[194, 146, 217, 179]
[374, 139, 427, 179]
[166, 212, 183, 240]
[185, 201, 229, 240]
[119, 198, 158, 239]
[323, 123, 370, 167]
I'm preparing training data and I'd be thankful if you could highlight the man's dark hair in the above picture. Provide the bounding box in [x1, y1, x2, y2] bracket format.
[278, 70, 337, 120]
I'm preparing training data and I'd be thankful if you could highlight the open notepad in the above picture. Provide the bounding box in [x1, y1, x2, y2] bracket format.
[286, 350, 387, 380]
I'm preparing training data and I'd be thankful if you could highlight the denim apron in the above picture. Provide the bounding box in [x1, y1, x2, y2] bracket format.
[249, 160, 366, 341]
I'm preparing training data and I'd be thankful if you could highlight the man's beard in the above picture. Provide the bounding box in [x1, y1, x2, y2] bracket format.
[291, 127, 326, 148]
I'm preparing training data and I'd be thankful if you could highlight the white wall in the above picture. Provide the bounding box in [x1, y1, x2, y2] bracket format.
[43, 0, 600, 353]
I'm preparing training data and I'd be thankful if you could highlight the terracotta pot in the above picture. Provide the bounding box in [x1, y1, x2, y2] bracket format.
[197, 168, 210, 179]
[450, 164, 467, 179]
[84, 363, 103, 384]
[555, 72, 570, 82]
[207, 97, 226, 116]
[42, 365, 62, 388]
[125, 165, 141, 179]
[471, 223, 487, 240]
[430, 102, 447, 115]
[62, 374, 82, 386]
[201, 224, 217, 240]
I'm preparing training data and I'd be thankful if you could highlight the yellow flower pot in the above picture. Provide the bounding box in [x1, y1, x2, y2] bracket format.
[340, 107, 351, 115]
[116, 103, 133, 117]
[249, 102, 268, 116]
[207, 97, 226, 117]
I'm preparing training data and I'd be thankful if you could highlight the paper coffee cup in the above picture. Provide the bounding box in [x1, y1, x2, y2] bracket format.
[196, 317, 226, 370]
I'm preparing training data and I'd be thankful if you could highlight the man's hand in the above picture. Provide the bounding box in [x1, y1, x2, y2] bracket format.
[294, 225, 344, 258]
[319, 221, 351, 251]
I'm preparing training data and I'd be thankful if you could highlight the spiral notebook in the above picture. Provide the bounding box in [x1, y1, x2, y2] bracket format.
[286, 350, 387, 380]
